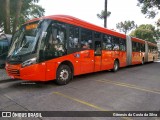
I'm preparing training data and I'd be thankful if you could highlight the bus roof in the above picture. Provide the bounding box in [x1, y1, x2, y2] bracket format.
[25, 15, 157, 46]
[25, 15, 126, 39]
[147, 41, 157, 47]
[131, 37, 146, 44]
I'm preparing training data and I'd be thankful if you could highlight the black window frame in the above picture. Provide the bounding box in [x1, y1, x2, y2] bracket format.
[43, 20, 67, 60]
[80, 28, 93, 49]
[119, 38, 126, 51]
[102, 34, 113, 50]
[68, 25, 80, 49]
[112, 36, 120, 51]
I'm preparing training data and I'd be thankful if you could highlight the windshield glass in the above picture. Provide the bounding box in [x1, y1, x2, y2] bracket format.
[8, 21, 40, 57]
[8, 20, 50, 57]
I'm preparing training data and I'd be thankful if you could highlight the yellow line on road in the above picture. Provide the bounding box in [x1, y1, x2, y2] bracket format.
[53, 92, 106, 111]
[96, 80, 160, 95]
[53, 92, 132, 120]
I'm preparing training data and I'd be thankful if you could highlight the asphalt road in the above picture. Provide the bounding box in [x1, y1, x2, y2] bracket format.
[0, 62, 160, 120]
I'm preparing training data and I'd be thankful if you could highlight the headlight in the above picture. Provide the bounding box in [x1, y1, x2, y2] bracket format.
[22, 58, 37, 68]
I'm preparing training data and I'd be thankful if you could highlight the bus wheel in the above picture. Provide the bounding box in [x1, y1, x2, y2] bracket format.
[112, 60, 119, 72]
[56, 65, 72, 85]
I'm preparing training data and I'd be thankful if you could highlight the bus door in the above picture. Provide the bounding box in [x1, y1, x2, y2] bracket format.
[94, 40, 102, 72]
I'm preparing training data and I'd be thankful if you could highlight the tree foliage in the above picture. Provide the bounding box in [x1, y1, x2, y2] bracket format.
[116, 21, 137, 34]
[97, 10, 111, 19]
[137, 0, 160, 18]
[97, 10, 111, 28]
[130, 24, 160, 43]
[0, 0, 45, 34]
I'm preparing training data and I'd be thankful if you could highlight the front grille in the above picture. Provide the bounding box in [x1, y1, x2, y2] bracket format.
[8, 68, 20, 76]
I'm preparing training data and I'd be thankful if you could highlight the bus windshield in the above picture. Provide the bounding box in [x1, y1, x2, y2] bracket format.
[8, 20, 51, 57]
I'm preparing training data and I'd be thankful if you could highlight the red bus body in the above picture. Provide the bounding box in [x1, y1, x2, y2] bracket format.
[5, 15, 159, 83]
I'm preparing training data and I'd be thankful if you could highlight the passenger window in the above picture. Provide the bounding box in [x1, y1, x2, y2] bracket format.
[69, 25, 80, 48]
[81, 28, 92, 49]
[112, 37, 120, 51]
[141, 44, 145, 52]
[103, 34, 113, 50]
[136, 43, 140, 52]
[119, 38, 126, 51]
[94, 32, 101, 38]
[45, 22, 66, 59]
[132, 42, 136, 52]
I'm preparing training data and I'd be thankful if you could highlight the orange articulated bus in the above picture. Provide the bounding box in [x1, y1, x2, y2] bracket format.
[5, 15, 159, 85]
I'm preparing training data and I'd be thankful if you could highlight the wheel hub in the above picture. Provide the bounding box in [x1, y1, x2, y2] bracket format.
[60, 69, 69, 81]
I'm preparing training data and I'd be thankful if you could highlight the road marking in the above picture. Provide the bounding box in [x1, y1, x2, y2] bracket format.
[96, 80, 160, 95]
[53, 92, 106, 111]
[53, 92, 132, 120]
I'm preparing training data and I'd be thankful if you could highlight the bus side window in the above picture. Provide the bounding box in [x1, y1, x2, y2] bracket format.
[112, 37, 120, 51]
[132, 42, 136, 52]
[81, 28, 92, 49]
[69, 25, 80, 48]
[136, 42, 140, 52]
[141, 44, 145, 52]
[45, 22, 67, 59]
[119, 38, 126, 51]
[103, 34, 112, 50]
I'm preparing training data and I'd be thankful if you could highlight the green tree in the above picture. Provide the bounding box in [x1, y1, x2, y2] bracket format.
[97, 10, 111, 20]
[116, 21, 137, 34]
[137, 0, 160, 18]
[130, 24, 160, 43]
[0, 0, 45, 34]
[97, 10, 111, 28]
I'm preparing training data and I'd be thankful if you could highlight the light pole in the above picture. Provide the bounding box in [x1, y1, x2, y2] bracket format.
[104, 0, 107, 28]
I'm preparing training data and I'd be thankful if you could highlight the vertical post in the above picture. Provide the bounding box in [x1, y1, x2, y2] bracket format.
[104, 0, 107, 28]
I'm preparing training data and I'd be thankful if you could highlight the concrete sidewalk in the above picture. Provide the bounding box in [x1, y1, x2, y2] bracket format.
[0, 69, 10, 81]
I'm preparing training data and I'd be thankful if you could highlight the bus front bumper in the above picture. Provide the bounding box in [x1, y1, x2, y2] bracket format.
[5, 63, 47, 81]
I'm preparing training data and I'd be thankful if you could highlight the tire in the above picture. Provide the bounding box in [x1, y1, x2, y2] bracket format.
[56, 65, 72, 85]
[112, 60, 119, 72]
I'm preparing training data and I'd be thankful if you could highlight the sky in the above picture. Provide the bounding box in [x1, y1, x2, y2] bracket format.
[38, 0, 159, 33]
